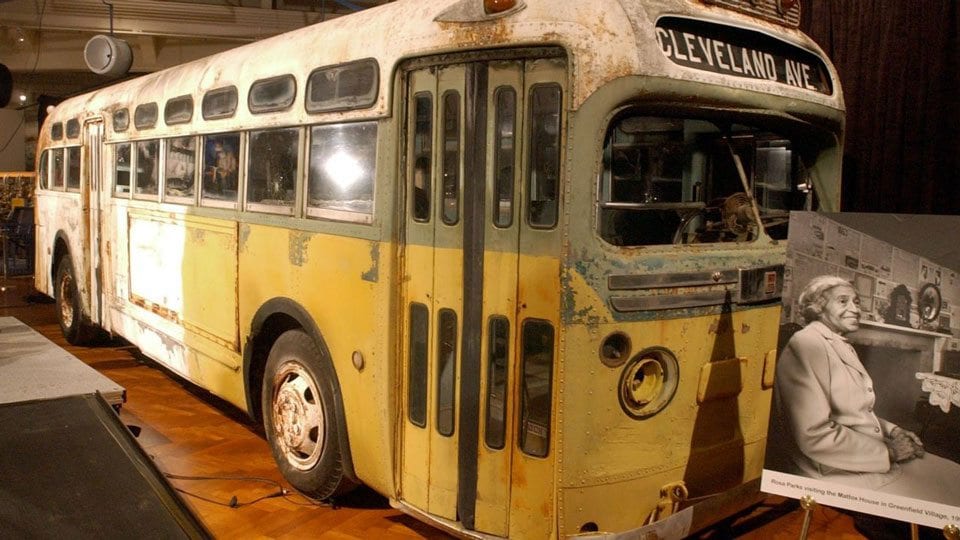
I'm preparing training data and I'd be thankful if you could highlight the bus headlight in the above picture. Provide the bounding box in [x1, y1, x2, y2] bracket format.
[618, 347, 679, 419]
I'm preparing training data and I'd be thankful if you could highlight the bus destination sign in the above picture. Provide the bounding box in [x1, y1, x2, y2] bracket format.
[655, 17, 832, 95]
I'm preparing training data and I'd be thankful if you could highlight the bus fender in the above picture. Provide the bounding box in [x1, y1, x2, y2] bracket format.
[243, 296, 358, 485]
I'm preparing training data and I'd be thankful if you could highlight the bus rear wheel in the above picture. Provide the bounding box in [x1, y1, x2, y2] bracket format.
[55, 254, 97, 345]
[262, 329, 350, 500]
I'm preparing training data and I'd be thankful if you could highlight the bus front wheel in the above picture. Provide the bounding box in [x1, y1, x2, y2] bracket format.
[262, 329, 349, 500]
[55, 254, 96, 345]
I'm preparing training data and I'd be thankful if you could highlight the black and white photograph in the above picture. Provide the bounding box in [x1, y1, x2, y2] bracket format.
[763, 212, 960, 529]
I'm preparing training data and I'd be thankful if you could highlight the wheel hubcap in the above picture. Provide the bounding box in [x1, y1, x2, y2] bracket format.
[271, 361, 325, 470]
[58, 272, 74, 329]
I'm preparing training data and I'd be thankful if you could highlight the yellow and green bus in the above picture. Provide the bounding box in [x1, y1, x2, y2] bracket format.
[34, 0, 843, 537]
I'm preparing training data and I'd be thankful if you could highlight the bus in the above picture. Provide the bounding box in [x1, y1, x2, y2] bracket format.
[33, 0, 844, 537]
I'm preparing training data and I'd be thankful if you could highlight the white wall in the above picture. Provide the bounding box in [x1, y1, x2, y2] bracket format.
[0, 109, 27, 171]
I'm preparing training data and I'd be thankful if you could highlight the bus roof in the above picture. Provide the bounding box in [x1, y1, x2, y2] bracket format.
[42, 0, 842, 140]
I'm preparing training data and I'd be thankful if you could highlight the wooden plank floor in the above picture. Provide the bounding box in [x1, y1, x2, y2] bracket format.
[0, 274, 872, 539]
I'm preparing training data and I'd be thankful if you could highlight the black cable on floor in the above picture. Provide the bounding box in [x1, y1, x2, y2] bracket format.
[162, 472, 333, 509]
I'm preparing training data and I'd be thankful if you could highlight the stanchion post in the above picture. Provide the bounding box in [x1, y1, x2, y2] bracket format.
[798, 495, 816, 540]
[944, 523, 960, 540]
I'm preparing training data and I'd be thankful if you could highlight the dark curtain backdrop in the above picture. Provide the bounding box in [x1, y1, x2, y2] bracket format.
[800, 1, 960, 214]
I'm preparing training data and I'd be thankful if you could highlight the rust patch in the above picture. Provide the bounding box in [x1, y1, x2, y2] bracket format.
[189, 227, 205, 244]
[130, 294, 181, 323]
[741, 323, 750, 334]
[288, 231, 310, 267]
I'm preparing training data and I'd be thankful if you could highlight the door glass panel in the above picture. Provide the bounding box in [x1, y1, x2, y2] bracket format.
[527, 84, 561, 228]
[437, 309, 457, 437]
[441, 91, 460, 225]
[485, 316, 509, 449]
[520, 319, 554, 458]
[493, 87, 516, 228]
[412, 93, 432, 222]
[408, 302, 429, 428]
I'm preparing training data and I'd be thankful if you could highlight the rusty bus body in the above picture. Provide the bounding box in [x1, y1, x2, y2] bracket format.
[33, 0, 843, 537]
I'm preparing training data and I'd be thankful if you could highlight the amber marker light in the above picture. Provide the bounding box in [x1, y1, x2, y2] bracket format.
[484, 0, 516, 15]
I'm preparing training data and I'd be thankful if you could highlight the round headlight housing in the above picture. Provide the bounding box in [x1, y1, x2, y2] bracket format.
[618, 347, 679, 419]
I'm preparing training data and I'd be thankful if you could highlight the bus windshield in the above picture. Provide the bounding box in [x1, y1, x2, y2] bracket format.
[599, 112, 814, 246]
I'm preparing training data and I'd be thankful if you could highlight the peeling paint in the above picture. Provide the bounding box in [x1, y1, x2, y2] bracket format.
[288, 231, 310, 267]
[361, 241, 380, 283]
[238, 223, 251, 253]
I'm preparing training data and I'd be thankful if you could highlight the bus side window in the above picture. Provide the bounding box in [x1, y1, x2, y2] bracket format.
[527, 84, 561, 229]
[411, 93, 432, 222]
[201, 133, 240, 207]
[66, 146, 81, 191]
[51, 148, 64, 190]
[114, 144, 131, 196]
[135, 140, 160, 199]
[247, 127, 299, 212]
[165, 136, 196, 204]
[306, 122, 377, 221]
[38, 150, 49, 190]
[519, 319, 554, 458]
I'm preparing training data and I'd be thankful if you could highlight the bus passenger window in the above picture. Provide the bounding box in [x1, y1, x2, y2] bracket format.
[441, 91, 460, 225]
[411, 94, 432, 222]
[485, 316, 509, 450]
[38, 151, 49, 190]
[493, 87, 517, 228]
[202, 134, 240, 206]
[306, 121, 377, 221]
[135, 140, 160, 198]
[114, 144, 131, 196]
[520, 320, 554, 458]
[66, 147, 81, 191]
[51, 148, 64, 189]
[249, 75, 296, 114]
[247, 127, 299, 212]
[408, 303, 429, 428]
[437, 309, 457, 437]
[134, 103, 158, 130]
[202, 86, 238, 120]
[165, 137, 196, 202]
[66, 119, 80, 139]
[527, 84, 561, 228]
[112, 109, 129, 132]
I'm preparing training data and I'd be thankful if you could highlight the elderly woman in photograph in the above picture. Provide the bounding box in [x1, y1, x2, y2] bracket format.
[773, 275, 960, 503]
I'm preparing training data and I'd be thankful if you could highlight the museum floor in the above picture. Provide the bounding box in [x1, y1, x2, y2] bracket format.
[0, 274, 875, 539]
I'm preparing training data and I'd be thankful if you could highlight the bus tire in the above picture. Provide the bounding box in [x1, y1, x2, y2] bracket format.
[54, 254, 97, 345]
[262, 329, 351, 500]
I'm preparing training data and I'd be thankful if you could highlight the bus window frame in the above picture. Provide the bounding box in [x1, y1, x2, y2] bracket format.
[113, 142, 133, 199]
[132, 139, 161, 202]
[65, 145, 82, 192]
[163, 135, 199, 206]
[245, 126, 302, 217]
[304, 120, 377, 225]
[50, 147, 65, 190]
[200, 132, 243, 210]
